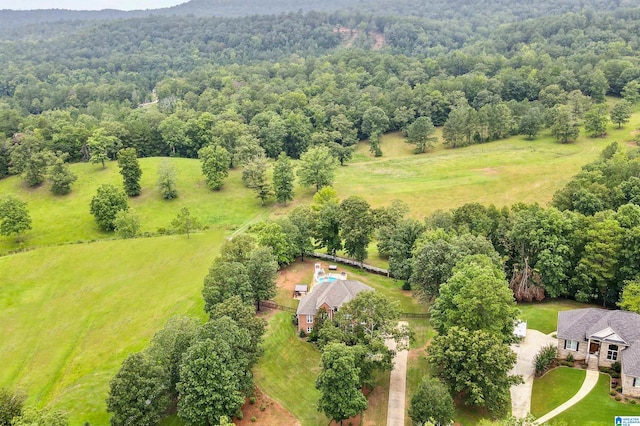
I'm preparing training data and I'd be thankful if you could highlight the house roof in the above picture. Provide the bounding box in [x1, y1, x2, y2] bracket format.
[296, 280, 373, 316]
[557, 308, 640, 377]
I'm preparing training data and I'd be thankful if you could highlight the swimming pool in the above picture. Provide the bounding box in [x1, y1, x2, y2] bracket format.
[317, 276, 337, 284]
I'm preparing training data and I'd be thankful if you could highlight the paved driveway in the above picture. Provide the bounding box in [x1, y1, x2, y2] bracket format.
[510, 330, 557, 418]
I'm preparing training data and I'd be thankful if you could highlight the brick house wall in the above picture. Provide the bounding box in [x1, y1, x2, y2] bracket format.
[298, 313, 315, 334]
[621, 374, 640, 398]
[557, 338, 588, 361]
[597, 342, 623, 368]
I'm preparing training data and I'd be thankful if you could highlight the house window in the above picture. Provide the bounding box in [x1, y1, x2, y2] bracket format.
[607, 345, 619, 361]
[306, 315, 313, 324]
[564, 340, 579, 351]
[307, 327, 313, 333]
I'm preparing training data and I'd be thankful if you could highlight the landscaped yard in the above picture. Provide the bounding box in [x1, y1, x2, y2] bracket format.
[554, 373, 640, 425]
[518, 299, 593, 334]
[530, 367, 587, 418]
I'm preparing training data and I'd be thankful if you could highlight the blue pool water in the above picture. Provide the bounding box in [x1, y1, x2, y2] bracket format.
[317, 276, 337, 283]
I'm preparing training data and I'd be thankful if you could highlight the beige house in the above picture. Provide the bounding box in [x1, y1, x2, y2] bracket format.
[557, 308, 640, 397]
[295, 279, 372, 334]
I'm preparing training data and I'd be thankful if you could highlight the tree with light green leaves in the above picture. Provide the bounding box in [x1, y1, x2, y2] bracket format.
[408, 377, 454, 426]
[0, 196, 32, 242]
[406, 116, 438, 153]
[171, 207, 201, 239]
[273, 152, 295, 205]
[114, 210, 140, 239]
[9, 132, 54, 186]
[87, 128, 118, 169]
[297, 146, 337, 192]
[584, 104, 609, 138]
[157, 159, 178, 200]
[199, 145, 230, 191]
[48, 153, 77, 195]
[316, 343, 367, 426]
[610, 100, 632, 128]
[89, 184, 129, 232]
[339, 196, 374, 262]
[619, 280, 640, 314]
[551, 105, 580, 143]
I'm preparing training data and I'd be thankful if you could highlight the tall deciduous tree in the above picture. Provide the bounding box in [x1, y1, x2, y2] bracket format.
[297, 146, 337, 192]
[157, 159, 178, 199]
[315, 343, 367, 426]
[106, 352, 170, 426]
[48, 153, 77, 195]
[406, 116, 438, 153]
[246, 246, 278, 309]
[199, 145, 230, 191]
[430, 254, 519, 343]
[427, 327, 522, 416]
[610, 100, 632, 128]
[339, 196, 374, 262]
[89, 184, 129, 232]
[619, 280, 640, 314]
[118, 148, 142, 196]
[171, 207, 201, 239]
[551, 105, 580, 143]
[0, 196, 32, 242]
[518, 106, 544, 140]
[408, 377, 455, 426]
[273, 152, 295, 205]
[9, 133, 53, 186]
[87, 128, 118, 169]
[202, 260, 252, 313]
[584, 104, 609, 138]
[114, 210, 140, 239]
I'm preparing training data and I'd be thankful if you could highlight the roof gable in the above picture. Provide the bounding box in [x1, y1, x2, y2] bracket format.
[296, 280, 373, 316]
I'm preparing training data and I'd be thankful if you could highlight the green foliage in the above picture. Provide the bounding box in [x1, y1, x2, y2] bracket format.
[87, 128, 118, 169]
[9, 133, 53, 187]
[619, 280, 640, 313]
[10, 407, 68, 426]
[157, 159, 178, 199]
[89, 184, 129, 232]
[610, 100, 631, 128]
[177, 317, 251, 425]
[171, 207, 202, 239]
[551, 105, 580, 144]
[519, 106, 544, 139]
[584, 104, 609, 138]
[47, 154, 77, 195]
[533, 344, 557, 376]
[117, 148, 142, 196]
[297, 145, 337, 192]
[106, 352, 170, 426]
[241, 155, 268, 189]
[199, 145, 230, 191]
[315, 343, 367, 423]
[430, 254, 519, 343]
[114, 210, 141, 239]
[408, 377, 455, 426]
[246, 245, 279, 307]
[272, 152, 295, 205]
[339, 196, 374, 262]
[0, 388, 25, 426]
[145, 315, 199, 396]
[0, 196, 32, 242]
[406, 116, 438, 154]
[427, 327, 522, 417]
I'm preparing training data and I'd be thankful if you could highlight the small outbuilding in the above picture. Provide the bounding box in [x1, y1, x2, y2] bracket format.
[294, 284, 308, 299]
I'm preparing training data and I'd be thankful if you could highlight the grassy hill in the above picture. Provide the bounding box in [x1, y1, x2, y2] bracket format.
[0, 118, 638, 423]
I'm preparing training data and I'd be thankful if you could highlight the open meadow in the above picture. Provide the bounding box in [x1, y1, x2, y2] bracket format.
[1, 113, 639, 423]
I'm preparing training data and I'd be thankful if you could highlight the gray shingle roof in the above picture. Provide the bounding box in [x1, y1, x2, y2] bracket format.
[557, 308, 640, 377]
[296, 280, 373, 316]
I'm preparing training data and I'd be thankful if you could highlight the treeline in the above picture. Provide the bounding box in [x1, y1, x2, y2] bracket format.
[374, 142, 640, 308]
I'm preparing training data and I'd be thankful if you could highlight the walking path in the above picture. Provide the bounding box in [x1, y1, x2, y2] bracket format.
[533, 369, 599, 425]
[510, 330, 557, 418]
[386, 321, 409, 426]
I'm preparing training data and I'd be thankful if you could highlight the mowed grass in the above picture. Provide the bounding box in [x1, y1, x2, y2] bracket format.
[0, 230, 225, 425]
[253, 311, 328, 426]
[0, 157, 265, 253]
[518, 299, 594, 334]
[530, 367, 586, 418]
[555, 373, 640, 424]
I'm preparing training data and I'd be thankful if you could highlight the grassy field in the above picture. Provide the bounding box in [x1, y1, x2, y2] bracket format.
[0, 230, 224, 425]
[554, 373, 640, 424]
[0, 157, 265, 254]
[518, 299, 593, 334]
[530, 367, 587, 418]
[253, 311, 328, 426]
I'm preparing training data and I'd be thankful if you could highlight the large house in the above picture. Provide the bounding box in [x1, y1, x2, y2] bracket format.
[557, 308, 640, 397]
[296, 279, 373, 334]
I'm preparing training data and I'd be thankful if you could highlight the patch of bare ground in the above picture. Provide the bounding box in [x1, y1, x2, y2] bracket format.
[371, 31, 385, 50]
[478, 167, 500, 175]
[277, 259, 315, 293]
[236, 387, 300, 426]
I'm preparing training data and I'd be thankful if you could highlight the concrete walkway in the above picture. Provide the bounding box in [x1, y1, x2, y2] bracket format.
[386, 321, 409, 426]
[510, 330, 558, 418]
[533, 369, 599, 425]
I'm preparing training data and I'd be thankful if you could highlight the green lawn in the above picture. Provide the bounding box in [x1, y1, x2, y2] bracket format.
[0, 229, 225, 424]
[253, 311, 328, 426]
[530, 367, 587, 418]
[554, 373, 640, 425]
[518, 299, 594, 334]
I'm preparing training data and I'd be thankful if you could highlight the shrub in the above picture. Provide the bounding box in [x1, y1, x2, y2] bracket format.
[534, 344, 557, 376]
[249, 397, 256, 405]
[566, 353, 574, 363]
[612, 361, 621, 373]
[617, 386, 623, 393]
[251, 416, 257, 422]
[610, 390, 618, 396]
[402, 281, 411, 291]
[612, 372, 620, 379]
[299, 330, 306, 338]
[630, 399, 637, 404]
[236, 411, 243, 420]
[260, 403, 266, 412]
[615, 396, 622, 401]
